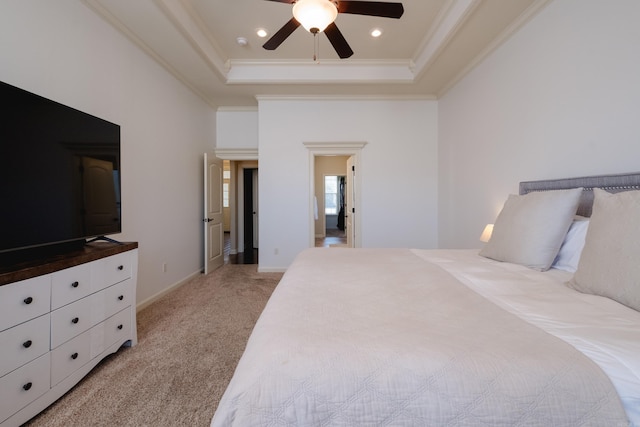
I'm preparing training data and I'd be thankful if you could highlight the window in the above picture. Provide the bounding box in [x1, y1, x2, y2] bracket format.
[325, 175, 338, 215]
[223, 160, 230, 208]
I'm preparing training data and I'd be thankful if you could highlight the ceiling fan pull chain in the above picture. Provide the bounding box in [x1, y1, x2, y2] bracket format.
[313, 32, 319, 63]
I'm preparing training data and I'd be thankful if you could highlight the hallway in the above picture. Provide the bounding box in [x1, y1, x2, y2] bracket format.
[224, 228, 347, 266]
[224, 232, 258, 264]
[315, 229, 347, 248]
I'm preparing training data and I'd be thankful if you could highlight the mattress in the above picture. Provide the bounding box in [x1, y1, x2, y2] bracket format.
[211, 248, 639, 426]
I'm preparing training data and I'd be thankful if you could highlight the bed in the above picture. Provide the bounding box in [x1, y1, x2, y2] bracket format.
[211, 173, 640, 427]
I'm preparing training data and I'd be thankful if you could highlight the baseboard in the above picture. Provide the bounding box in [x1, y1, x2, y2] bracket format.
[135, 270, 201, 312]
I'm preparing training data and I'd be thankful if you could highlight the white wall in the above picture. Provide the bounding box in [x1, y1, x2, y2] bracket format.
[438, 0, 640, 249]
[216, 108, 259, 150]
[0, 0, 215, 305]
[258, 98, 438, 271]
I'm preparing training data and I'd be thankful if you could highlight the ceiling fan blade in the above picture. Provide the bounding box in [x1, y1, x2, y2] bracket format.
[263, 0, 295, 3]
[338, 1, 404, 19]
[324, 23, 354, 59]
[263, 18, 301, 50]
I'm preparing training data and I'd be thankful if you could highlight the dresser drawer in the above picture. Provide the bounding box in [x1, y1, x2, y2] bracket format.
[50, 279, 132, 349]
[0, 314, 49, 377]
[50, 297, 94, 348]
[51, 262, 92, 310]
[0, 353, 50, 424]
[95, 279, 132, 323]
[91, 307, 131, 359]
[50, 329, 92, 386]
[92, 251, 132, 292]
[0, 275, 50, 332]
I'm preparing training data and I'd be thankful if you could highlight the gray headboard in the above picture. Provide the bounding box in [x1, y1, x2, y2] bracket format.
[519, 172, 640, 217]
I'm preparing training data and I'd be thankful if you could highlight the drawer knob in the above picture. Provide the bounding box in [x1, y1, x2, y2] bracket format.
[71, 281, 79, 288]
[117, 324, 123, 330]
[117, 265, 124, 271]
[71, 317, 79, 324]
[118, 295, 124, 301]
[23, 382, 33, 391]
[23, 297, 33, 305]
[71, 352, 79, 360]
[23, 340, 33, 348]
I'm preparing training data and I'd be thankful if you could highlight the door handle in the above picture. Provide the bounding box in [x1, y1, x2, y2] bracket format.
[203, 218, 213, 223]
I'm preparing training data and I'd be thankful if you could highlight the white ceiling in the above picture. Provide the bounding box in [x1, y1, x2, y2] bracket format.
[83, 0, 550, 107]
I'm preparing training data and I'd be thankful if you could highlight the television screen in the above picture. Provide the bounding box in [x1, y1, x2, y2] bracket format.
[0, 80, 121, 257]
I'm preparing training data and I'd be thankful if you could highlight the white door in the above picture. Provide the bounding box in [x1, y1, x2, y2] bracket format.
[204, 153, 224, 274]
[346, 156, 355, 248]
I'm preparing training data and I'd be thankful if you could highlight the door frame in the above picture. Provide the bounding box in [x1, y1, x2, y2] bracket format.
[214, 149, 258, 257]
[304, 142, 367, 248]
[236, 161, 258, 254]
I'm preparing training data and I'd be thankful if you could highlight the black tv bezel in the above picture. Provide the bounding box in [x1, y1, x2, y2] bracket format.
[0, 80, 122, 265]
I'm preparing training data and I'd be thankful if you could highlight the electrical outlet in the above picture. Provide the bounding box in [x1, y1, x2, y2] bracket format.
[274, 248, 279, 255]
[162, 262, 167, 273]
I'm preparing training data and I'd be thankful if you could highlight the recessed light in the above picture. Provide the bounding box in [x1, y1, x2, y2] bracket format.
[236, 37, 248, 46]
[370, 28, 383, 38]
[256, 28, 268, 38]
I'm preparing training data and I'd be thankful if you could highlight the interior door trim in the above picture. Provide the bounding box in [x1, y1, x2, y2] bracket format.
[305, 142, 367, 248]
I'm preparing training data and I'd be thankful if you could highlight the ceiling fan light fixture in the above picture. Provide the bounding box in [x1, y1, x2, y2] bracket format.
[292, 0, 338, 34]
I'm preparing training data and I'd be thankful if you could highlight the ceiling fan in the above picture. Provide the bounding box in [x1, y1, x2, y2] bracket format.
[263, 0, 404, 59]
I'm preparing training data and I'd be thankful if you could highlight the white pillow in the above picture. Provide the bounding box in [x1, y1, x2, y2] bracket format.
[569, 189, 640, 312]
[479, 187, 583, 271]
[552, 217, 589, 273]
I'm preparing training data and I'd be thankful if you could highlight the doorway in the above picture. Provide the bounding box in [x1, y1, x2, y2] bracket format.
[305, 141, 366, 249]
[317, 174, 347, 247]
[241, 168, 258, 263]
[218, 158, 259, 265]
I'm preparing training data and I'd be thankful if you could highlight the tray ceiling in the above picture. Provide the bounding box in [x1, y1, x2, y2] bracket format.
[83, 0, 550, 107]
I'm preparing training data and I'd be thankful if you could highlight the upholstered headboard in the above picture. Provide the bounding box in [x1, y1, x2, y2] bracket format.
[519, 172, 640, 217]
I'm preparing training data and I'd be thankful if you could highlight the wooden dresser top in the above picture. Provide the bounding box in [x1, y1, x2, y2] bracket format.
[0, 242, 138, 286]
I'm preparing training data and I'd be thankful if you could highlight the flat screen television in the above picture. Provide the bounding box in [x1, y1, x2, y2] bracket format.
[0, 80, 121, 264]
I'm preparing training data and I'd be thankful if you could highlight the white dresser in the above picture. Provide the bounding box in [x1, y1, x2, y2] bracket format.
[0, 242, 138, 427]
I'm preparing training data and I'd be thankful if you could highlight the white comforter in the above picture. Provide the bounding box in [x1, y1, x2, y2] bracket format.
[418, 249, 640, 426]
[211, 248, 639, 426]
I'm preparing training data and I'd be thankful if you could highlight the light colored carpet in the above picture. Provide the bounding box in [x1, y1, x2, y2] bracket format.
[25, 264, 282, 427]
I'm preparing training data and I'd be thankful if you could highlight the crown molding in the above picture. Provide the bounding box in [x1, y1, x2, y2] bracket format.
[255, 94, 436, 102]
[81, 0, 219, 108]
[412, 0, 481, 80]
[436, 0, 553, 98]
[84, 0, 546, 105]
[214, 148, 258, 160]
[303, 142, 368, 151]
[153, 0, 228, 80]
[216, 106, 259, 112]
[226, 59, 415, 84]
